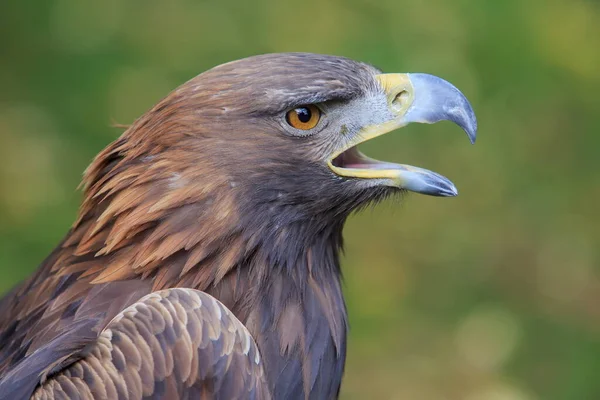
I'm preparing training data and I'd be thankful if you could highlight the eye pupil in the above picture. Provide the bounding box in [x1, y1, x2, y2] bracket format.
[296, 107, 311, 123]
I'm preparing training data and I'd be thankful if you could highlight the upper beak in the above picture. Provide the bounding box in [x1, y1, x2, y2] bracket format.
[381, 73, 477, 144]
[328, 73, 477, 197]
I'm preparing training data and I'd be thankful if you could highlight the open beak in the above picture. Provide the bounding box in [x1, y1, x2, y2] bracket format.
[328, 73, 477, 197]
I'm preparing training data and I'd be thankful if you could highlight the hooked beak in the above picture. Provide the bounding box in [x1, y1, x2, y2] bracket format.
[328, 74, 477, 197]
[328, 73, 477, 197]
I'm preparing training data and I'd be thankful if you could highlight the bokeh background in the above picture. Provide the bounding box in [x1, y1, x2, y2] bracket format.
[1, 0, 599, 398]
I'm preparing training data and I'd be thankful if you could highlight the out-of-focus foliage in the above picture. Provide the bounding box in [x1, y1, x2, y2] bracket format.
[1, 0, 599, 398]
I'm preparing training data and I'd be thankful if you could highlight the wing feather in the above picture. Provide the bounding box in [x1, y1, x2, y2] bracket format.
[29, 288, 270, 400]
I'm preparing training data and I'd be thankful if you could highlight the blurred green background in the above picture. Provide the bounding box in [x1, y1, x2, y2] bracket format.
[1, 0, 599, 398]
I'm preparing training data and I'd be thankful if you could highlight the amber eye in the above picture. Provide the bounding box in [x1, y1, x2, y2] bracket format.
[285, 105, 321, 130]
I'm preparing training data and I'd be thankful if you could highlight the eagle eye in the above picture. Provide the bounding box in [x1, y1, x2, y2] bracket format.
[285, 105, 321, 130]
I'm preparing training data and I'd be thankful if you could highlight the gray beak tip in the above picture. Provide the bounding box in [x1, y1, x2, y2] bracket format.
[460, 98, 477, 145]
[465, 117, 477, 145]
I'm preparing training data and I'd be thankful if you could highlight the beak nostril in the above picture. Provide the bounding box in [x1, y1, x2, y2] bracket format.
[391, 90, 410, 113]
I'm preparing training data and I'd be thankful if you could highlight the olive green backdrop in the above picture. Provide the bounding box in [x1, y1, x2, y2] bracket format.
[1, 0, 599, 398]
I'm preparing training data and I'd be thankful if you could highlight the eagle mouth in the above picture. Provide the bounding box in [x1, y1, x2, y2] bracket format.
[331, 146, 392, 170]
[327, 134, 461, 197]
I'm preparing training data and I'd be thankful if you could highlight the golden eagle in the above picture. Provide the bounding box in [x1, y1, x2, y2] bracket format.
[0, 53, 476, 399]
